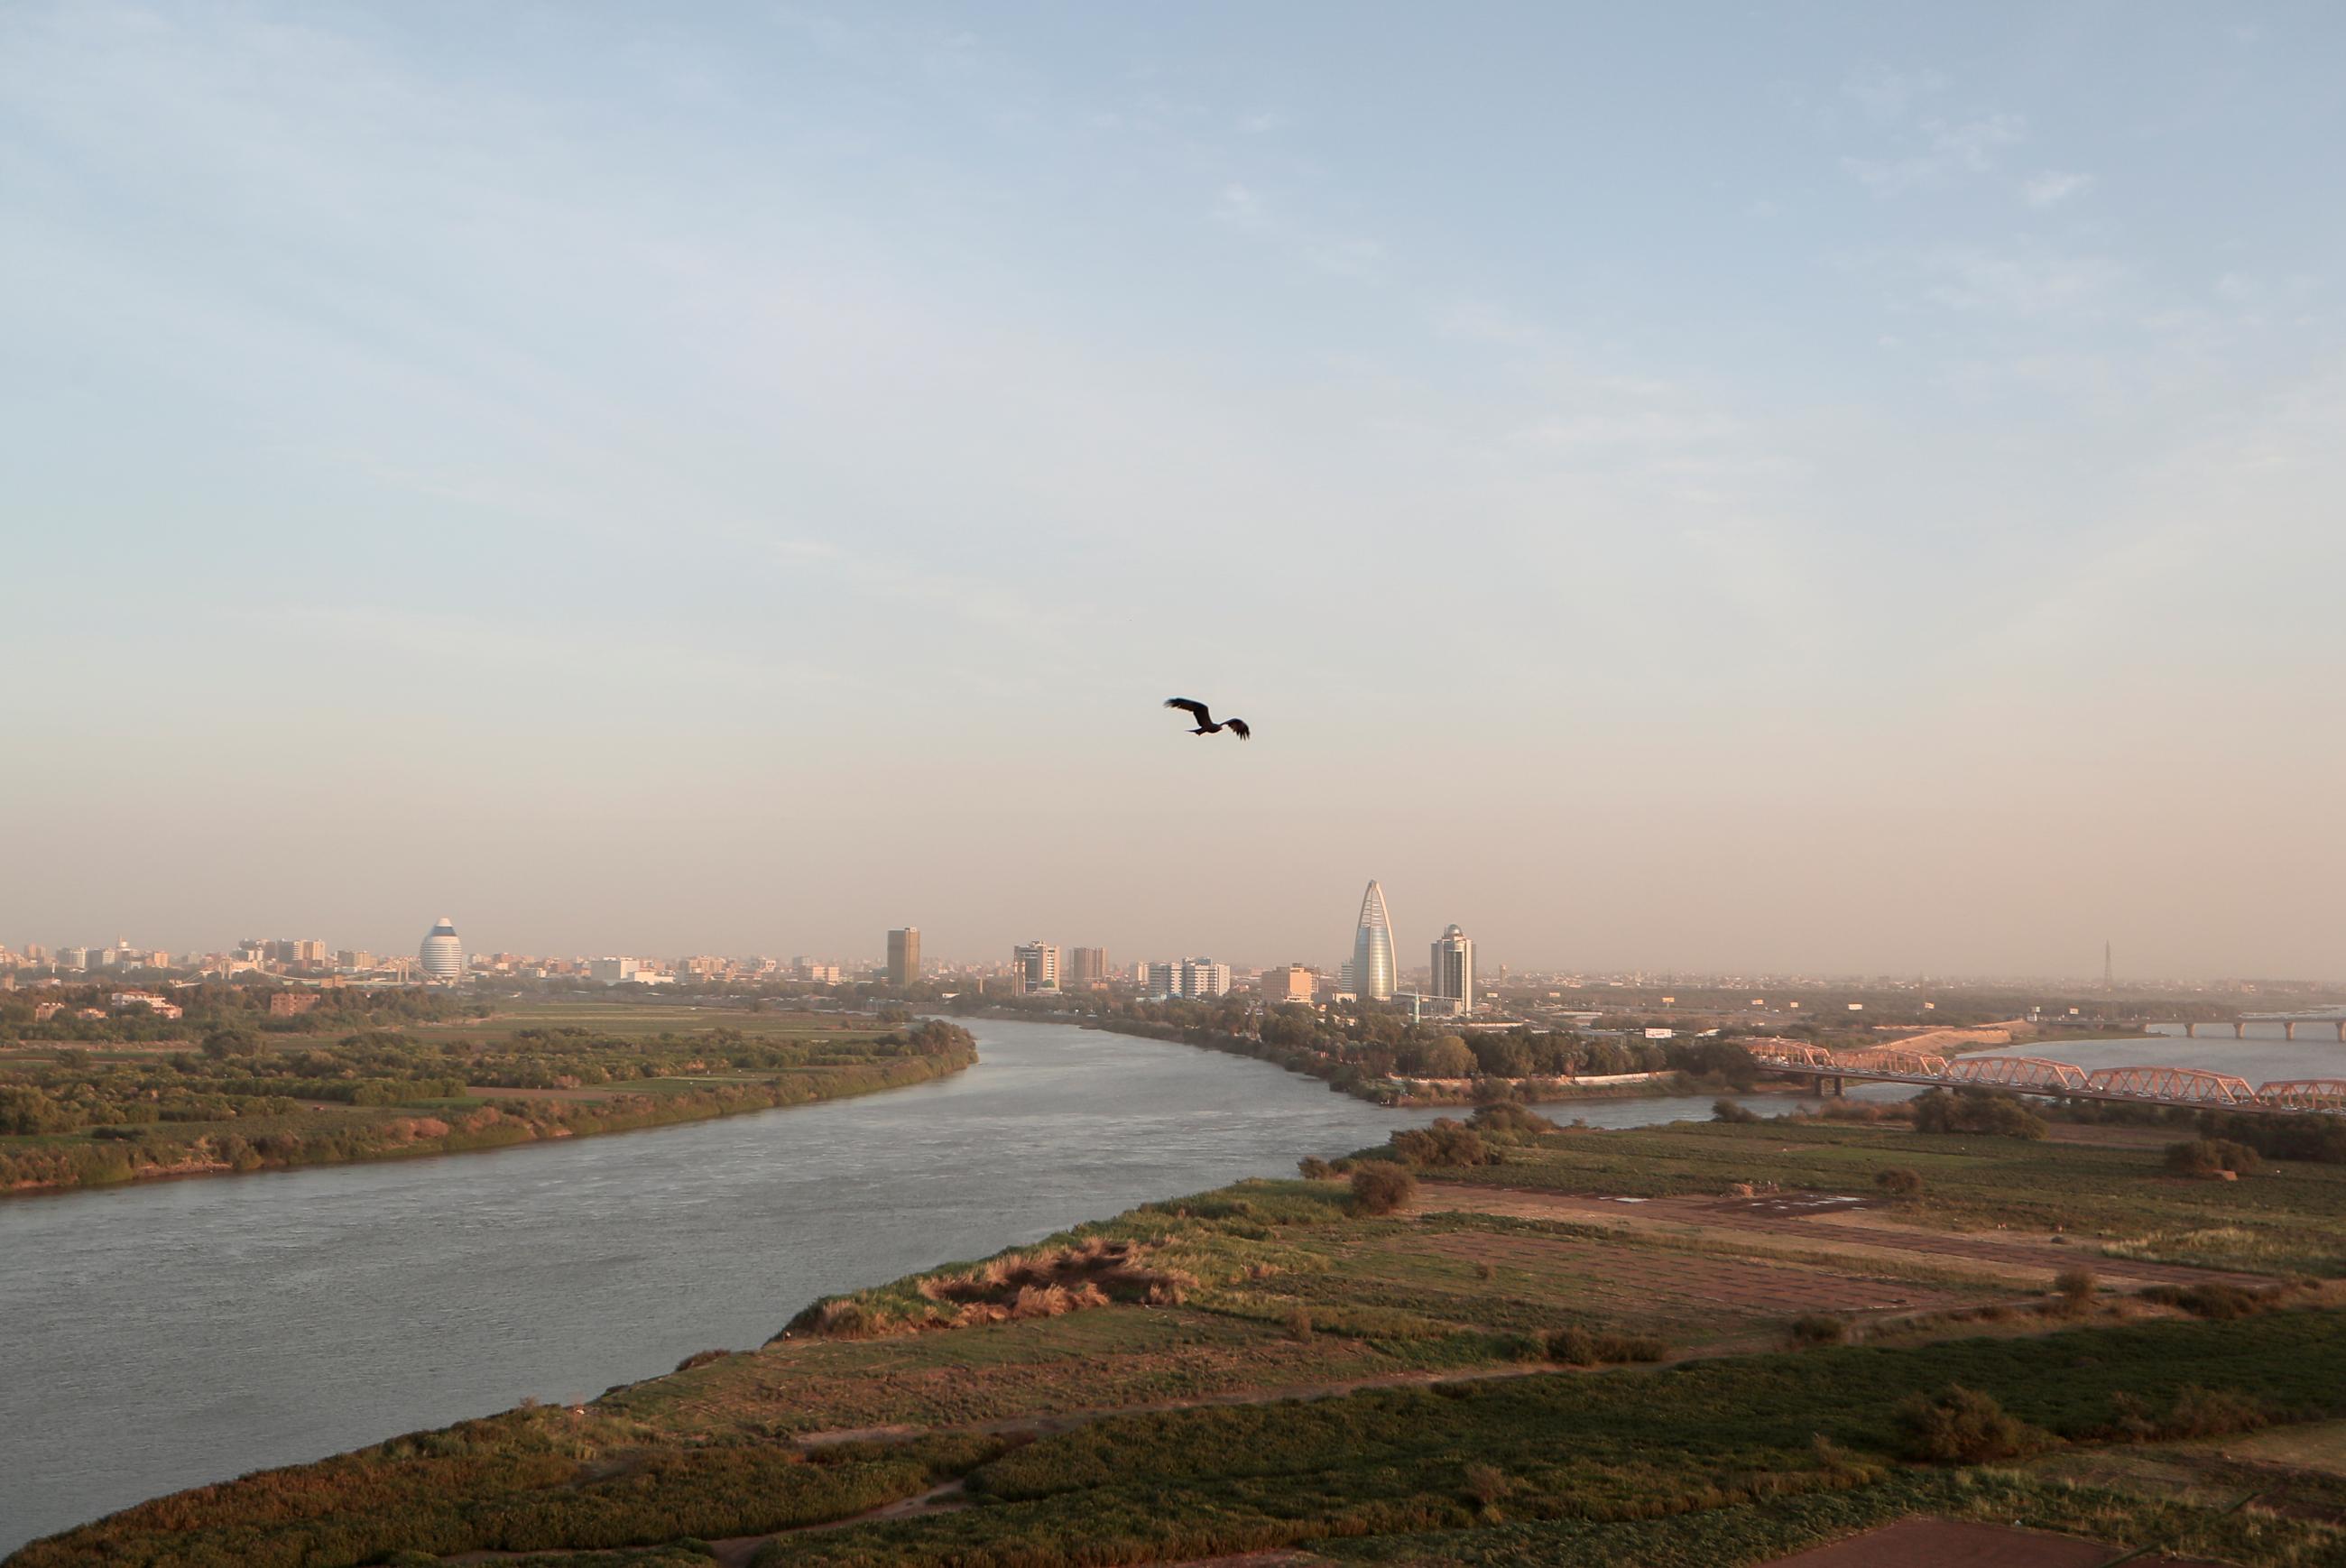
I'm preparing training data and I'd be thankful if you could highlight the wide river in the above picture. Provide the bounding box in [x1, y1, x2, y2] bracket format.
[1, 1017, 1792, 1554]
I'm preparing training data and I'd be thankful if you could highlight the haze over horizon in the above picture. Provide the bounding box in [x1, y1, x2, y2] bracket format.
[6, 5, 2342, 979]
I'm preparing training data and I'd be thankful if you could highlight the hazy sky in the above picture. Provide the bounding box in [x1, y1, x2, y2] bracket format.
[5, 4, 2342, 979]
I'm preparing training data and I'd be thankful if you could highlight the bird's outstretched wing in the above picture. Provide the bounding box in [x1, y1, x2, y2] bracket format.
[1225, 718, 1252, 740]
[1164, 697, 1213, 724]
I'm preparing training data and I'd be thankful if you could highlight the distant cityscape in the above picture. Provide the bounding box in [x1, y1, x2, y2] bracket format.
[0, 879, 1485, 1016]
[4, 874, 2336, 1018]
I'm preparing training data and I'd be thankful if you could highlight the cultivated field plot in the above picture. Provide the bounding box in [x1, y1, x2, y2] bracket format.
[1405, 1229, 1979, 1323]
[1418, 1185, 2279, 1293]
[1407, 1119, 2346, 1279]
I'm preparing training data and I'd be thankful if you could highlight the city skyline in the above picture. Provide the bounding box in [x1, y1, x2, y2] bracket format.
[1, 903, 2332, 990]
[6, 5, 2345, 978]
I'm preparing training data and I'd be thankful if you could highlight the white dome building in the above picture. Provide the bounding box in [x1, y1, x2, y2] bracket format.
[420, 918, 466, 983]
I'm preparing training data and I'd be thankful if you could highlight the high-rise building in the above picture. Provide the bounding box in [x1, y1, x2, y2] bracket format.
[420, 918, 466, 983]
[1261, 964, 1316, 1005]
[1067, 947, 1107, 988]
[1352, 880, 1397, 1001]
[1431, 924, 1475, 1012]
[1014, 941, 1060, 992]
[886, 927, 920, 987]
[1142, 958, 1232, 999]
[1178, 957, 1233, 999]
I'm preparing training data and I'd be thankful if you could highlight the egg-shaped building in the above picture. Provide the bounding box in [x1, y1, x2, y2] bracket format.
[420, 918, 465, 983]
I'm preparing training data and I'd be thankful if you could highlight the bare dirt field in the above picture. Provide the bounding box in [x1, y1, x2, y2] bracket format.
[1416, 1182, 2275, 1292]
[1760, 1517, 2229, 1567]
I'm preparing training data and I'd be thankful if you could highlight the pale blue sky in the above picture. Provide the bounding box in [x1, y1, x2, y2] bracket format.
[5, 4, 2341, 978]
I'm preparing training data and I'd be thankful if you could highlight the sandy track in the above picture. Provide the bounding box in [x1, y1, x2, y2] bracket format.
[1418, 1183, 2275, 1291]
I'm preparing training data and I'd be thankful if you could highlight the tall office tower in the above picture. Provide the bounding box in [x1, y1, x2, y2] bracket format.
[1430, 924, 1475, 1012]
[1178, 957, 1233, 999]
[886, 927, 920, 987]
[1067, 947, 1107, 988]
[1352, 880, 1397, 1001]
[1014, 941, 1061, 992]
[1261, 964, 1316, 1005]
[419, 918, 465, 982]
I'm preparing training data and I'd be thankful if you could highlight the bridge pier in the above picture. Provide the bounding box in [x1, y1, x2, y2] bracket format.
[2337, 1021, 2345, 1043]
[2286, 1020, 2299, 1041]
[2184, 1021, 2199, 1038]
[2236, 1022, 2247, 1039]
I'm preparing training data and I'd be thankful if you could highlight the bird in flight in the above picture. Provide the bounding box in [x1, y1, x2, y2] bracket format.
[1164, 697, 1251, 739]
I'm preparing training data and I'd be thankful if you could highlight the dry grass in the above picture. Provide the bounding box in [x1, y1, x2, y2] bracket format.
[792, 1238, 1201, 1338]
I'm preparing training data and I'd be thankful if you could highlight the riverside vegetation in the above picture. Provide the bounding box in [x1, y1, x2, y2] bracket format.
[0, 1007, 977, 1194]
[20, 1095, 2346, 1567]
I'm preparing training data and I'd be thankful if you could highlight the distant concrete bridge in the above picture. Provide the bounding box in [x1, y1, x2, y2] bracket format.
[2177, 1010, 2346, 1041]
[1744, 1041, 2346, 1118]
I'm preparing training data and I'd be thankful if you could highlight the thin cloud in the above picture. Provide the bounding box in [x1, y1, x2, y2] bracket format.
[1842, 64, 1949, 121]
[2021, 170, 2092, 208]
[1843, 112, 2026, 194]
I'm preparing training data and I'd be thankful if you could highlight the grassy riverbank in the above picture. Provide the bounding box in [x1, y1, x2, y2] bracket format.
[20, 1110, 2346, 1566]
[0, 1012, 976, 1195]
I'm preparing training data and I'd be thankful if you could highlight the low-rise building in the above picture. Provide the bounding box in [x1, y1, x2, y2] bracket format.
[1261, 964, 1317, 1005]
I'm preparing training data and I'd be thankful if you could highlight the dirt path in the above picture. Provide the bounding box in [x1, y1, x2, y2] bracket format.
[1417, 1183, 2276, 1291]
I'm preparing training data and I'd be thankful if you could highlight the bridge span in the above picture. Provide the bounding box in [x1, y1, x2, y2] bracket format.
[2175, 1011, 2346, 1041]
[1744, 1042, 2346, 1118]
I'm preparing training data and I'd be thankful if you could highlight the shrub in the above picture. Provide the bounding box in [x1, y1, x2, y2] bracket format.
[2139, 1282, 2267, 1321]
[2166, 1138, 2261, 1177]
[2166, 1384, 2268, 1439]
[1462, 1462, 1512, 1506]
[2194, 1110, 2346, 1166]
[1547, 1326, 1669, 1365]
[1874, 1167, 1923, 1196]
[1389, 1119, 1493, 1167]
[1912, 1088, 2046, 1139]
[1787, 1314, 1847, 1348]
[1349, 1162, 1417, 1216]
[1712, 1099, 1760, 1124]
[1285, 1305, 1314, 1341]
[2053, 1268, 2098, 1315]
[1468, 1102, 1556, 1137]
[1297, 1157, 1333, 1179]
[1894, 1385, 2049, 1463]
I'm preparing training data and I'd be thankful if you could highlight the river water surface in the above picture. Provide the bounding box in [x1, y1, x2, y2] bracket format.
[1, 1018, 1799, 1553]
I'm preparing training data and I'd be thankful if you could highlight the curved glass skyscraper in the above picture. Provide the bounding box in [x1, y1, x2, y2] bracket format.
[1352, 880, 1396, 1001]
